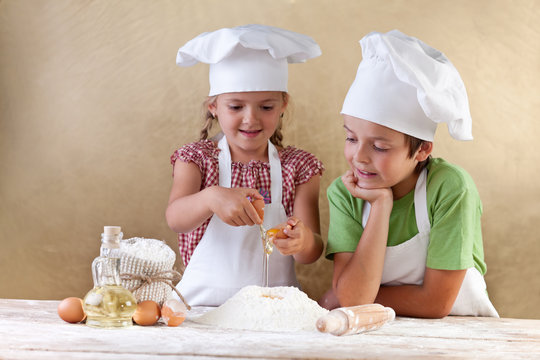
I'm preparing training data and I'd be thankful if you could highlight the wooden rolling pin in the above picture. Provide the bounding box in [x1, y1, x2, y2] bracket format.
[316, 303, 395, 336]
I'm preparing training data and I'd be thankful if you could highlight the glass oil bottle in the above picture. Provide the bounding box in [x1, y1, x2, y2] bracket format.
[83, 226, 137, 328]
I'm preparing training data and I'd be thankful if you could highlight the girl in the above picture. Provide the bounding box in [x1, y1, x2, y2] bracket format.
[319, 30, 498, 318]
[167, 25, 324, 306]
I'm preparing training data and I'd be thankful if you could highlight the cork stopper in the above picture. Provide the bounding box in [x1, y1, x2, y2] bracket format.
[101, 226, 122, 250]
[103, 226, 122, 235]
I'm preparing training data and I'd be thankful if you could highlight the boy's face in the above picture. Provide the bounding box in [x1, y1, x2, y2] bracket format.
[342, 115, 427, 199]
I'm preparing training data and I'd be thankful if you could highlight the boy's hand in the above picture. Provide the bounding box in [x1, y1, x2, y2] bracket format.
[341, 170, 393, 205]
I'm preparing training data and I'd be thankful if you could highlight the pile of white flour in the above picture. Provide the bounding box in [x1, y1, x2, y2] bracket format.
[193, 286, 329, 332]
[120, 237, 175, 262]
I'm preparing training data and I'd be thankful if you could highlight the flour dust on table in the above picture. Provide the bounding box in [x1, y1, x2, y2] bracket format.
[193, 286, 329, 331]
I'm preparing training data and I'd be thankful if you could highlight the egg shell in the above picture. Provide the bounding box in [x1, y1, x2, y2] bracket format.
[251, 199, 265, 221]
[58, 297, 86, 323]
[161, 299, 187, 327]
[267, 227, 287, 240]
[133, 300, 161, 326]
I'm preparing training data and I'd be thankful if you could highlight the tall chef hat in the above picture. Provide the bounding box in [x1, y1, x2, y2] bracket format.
[341, 30, 473, 141]
[176, 24, 321, 96]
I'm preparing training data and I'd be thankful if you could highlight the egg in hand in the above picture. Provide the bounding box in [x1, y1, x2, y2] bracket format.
[251, 198, 265, 222]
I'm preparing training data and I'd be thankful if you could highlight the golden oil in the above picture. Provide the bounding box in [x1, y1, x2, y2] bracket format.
[83, 226, 137, 328]
[83, 285, 137, 328]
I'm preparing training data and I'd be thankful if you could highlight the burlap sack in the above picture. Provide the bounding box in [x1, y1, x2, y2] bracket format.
[119, 238, 186, 307]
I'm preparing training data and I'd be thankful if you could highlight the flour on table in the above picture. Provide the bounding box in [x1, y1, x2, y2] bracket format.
[193, 286, 329, 332]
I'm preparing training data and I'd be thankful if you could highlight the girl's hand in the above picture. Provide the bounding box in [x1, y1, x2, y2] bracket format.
[270, 217, 309, 256]
[208, 186, 264, 227]
[341, 170, 393, 205]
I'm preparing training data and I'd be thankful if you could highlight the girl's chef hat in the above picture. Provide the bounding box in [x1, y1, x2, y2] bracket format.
[176, 24, 321, 96]
[341, 30, 472, 141]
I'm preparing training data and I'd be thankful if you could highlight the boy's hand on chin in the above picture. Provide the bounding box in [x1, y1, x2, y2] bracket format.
[341, 170, 393, 205]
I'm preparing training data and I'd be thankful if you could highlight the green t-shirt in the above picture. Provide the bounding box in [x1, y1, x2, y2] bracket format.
[326, 158, 487, 275]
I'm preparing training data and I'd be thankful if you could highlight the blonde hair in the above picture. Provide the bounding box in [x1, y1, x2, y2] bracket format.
[199, 92, 289, 148]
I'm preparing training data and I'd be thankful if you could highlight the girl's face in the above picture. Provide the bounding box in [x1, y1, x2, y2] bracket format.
[343, 115, 431, 199]
[209, 91, 287, 163]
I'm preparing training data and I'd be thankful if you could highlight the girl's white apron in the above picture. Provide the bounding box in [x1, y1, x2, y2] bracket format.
[362, 169, 498, 317]
[175, 136, 298, 306]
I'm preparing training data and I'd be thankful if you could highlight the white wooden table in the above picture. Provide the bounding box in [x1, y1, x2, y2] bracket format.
[1, 299, 539, 359]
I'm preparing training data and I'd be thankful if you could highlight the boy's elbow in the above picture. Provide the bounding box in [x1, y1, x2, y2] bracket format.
[419, 299, 455, 319]
[433, 300, 455, 318]
[421, 308, 450, 319]
[422, 311, 449, 319]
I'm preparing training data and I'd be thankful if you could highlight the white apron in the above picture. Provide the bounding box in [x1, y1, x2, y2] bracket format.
[362, 169, 499, 317]
[175, 136, 298, 306]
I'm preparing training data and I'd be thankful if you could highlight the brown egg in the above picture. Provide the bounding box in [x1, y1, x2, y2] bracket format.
[132, 300, 161, 326]
[251, 199, 265, 221]
[58, 297, 86, 323]
[161, 299, 187, 327]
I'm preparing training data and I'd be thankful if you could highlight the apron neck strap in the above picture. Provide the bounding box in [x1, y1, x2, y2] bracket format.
[268, 141, 282, 205]
[362, 168, 429, 232]
[217, 136, 282, 205]
[217, 136, 232, 188]
[413, 168, 430, 233]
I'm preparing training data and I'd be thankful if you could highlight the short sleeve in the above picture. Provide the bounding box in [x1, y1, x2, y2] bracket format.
[426, 160, 485, 274]
[325, 177, 364, 260]
[295, 150, 324, 186]
[170, 140, 219, 178]
[280, 146, 324, 186]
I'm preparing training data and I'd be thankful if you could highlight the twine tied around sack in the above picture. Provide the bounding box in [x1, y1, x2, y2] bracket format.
[121, 269, 191, 310]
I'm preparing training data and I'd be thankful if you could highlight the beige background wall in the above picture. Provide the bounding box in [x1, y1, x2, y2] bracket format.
[1, 0, 539, 319]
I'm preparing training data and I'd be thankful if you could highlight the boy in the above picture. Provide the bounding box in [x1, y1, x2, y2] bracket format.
[320, 30, 498, 318]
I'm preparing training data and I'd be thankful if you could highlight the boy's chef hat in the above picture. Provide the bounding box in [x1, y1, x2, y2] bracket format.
[176, 24, 321, 96]
[341, 30, 473, 141]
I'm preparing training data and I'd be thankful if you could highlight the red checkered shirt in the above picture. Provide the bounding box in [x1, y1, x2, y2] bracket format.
[170, 140, 324, 266]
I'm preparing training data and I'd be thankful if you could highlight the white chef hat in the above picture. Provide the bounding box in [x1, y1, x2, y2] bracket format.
[176, 24, 321, 96]
[341, 30, 473, 141]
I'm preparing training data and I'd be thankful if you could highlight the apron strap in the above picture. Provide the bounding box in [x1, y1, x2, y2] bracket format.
[217, 136, 232, 187]
[268, 142, 282, 205]
[413, 169, 430, 233]
[361, 201, 370, 227]
[362, 168, 429, 234]
[218, 136, 281, 205]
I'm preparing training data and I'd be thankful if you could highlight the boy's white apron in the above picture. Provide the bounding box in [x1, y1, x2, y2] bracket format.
[175, 136, 297, 306]
[362, 169, 498, 317]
